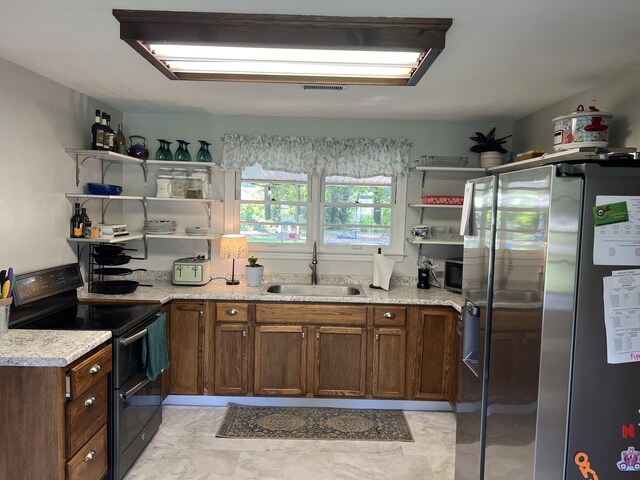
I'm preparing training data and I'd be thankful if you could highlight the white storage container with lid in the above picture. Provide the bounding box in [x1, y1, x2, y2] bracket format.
[552, 103, 612, 152]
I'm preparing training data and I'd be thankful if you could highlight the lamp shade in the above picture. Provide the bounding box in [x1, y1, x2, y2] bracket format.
[219, 234, 249, 259]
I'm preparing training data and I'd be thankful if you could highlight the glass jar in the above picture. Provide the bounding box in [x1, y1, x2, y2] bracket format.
[171, 175, 189, 198]
[156, 175, 172, 198]
[190, 169, 210, 199]
[157, 167, 172, 177]
[186, 177, 204, 199]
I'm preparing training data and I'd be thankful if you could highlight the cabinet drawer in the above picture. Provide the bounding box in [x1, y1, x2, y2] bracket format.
[66, 376, 108, 458]
[216, 302, 250, 322]
[66, 424, 108, 480]
[256, 303, 366, 325]
[68, 344, 112, 399]
[373, 306, 406, 326]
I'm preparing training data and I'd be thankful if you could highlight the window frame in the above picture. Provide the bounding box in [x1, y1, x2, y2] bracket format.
[232, 168, 406, 258]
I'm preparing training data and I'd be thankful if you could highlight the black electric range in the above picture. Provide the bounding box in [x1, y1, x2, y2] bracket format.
[10, 264, 164, 480]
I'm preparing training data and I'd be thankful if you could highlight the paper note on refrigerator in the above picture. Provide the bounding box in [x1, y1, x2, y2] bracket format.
[602, 270, 640, 364]
[593, 196, 640, 265]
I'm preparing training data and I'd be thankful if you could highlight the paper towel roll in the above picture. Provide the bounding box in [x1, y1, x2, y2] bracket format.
[372, 252, 395, 291]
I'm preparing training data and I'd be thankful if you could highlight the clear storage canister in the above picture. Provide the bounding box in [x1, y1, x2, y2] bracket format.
[185, 177, 204, 199]
[191, 168, 210, 199]
[171, 175, 188, 198]
[156, 175, 172, 198]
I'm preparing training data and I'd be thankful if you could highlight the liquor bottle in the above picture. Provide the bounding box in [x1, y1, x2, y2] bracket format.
[100, 113, 108, 150]
[105, 115, 115, 152]
[80, 208, 91, 238]
[70, 203, 83, 238]
[116, 123, 128, 155]
[91, 109, 104, 150]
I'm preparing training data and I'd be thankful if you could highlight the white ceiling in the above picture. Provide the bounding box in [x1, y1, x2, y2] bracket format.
[1, 0, 639, 121]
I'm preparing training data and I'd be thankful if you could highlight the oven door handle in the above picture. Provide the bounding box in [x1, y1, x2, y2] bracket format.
[120, 377, 150, 400]
[119, 328, 148, 346]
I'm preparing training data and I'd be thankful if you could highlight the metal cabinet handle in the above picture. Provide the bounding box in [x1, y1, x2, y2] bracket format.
[84, 450, 96, 462]
[301, 331, 305, 339]
[89, 364, 101, 374]
[383, 312, 396, 319]
[375, 334, 380, 341]
[242, 330, 247, 338]
[226, 309, 239, 316]
[199, 310, 204, 318]
[316, 332, 320, 340]
[84, 396, 96, 407]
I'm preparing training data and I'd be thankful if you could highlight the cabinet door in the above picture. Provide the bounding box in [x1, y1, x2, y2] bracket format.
[372, 327, 406, 398]
[410, 307, 457, 401]
[168, 301, 210, 395]
[214, 323, 250, 395]
[313, 326, 366, 397]
[254, 325, 307, 396]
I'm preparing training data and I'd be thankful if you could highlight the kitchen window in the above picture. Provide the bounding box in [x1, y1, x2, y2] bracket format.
[236, 165, 404, 254]
[238, 165, 310, 245]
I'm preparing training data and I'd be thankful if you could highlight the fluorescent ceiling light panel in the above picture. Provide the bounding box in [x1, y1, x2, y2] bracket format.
[113, 10, 452, 86]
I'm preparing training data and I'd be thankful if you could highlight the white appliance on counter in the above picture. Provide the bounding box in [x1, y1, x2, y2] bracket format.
[173, 256, 211, 285]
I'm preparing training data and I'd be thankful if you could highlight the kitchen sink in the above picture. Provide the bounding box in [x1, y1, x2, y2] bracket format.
[262, 283, 366, 297]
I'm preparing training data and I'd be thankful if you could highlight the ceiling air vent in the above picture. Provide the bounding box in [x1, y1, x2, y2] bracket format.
[302, 85, 348, 91]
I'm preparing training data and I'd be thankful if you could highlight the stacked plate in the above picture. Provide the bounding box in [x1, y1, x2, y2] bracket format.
[144, 220, 177, 235]
[185, 226, 209, 236]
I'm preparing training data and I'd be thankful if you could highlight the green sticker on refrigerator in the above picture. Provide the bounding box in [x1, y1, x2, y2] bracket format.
[593, 201, 629, 226]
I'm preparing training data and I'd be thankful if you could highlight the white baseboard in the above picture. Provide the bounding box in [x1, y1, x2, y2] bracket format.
[163, 395, 452, 412]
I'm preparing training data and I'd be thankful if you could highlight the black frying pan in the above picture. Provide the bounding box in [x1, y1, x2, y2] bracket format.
[93, 267, 147, 276]
[93, 245, 137, 256]
[92, 280, 153, 295]
[92, 254, 145, 265]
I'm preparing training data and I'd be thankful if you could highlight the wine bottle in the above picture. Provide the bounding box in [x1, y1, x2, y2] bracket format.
[70, 203, 83, 238]
[80, 208, 91, 238]
[116, 123, 127, 155]
[105, 115, 115, 152]
[91, 109, 103, 150]
[99, 113, 108, 151]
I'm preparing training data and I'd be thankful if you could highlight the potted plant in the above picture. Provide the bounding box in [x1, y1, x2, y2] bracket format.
[245, 256, 264, 287]
[470, 127, 512, 168]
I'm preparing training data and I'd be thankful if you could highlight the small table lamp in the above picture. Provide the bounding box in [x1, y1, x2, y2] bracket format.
[219, 234, 249, 285]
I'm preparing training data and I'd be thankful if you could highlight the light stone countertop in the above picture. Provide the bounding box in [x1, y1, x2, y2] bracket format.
[0, 330, 111, 367]
[78, 279, 464, 312]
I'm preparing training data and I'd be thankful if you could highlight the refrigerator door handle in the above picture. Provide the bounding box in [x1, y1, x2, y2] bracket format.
[462, 299, 481, 377]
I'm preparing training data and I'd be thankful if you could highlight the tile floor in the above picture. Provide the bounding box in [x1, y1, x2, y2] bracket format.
[124, 406, 456, 480]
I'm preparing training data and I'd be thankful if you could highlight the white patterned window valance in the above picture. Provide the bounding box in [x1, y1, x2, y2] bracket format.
[221, 134, 412, 177]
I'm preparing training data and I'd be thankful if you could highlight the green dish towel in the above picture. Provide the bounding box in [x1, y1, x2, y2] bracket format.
[142, 312, 170, 381]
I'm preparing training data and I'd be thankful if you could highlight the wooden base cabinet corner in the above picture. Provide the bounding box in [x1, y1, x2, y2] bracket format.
[408, 306, 458, 403]
[0, 343, 111, 480]
[167, 300, 213, 395]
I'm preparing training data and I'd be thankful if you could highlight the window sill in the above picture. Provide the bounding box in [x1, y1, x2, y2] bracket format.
[246, 247, 407, 262]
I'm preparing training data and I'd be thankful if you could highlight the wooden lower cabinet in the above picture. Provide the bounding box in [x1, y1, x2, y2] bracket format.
[312, 326, 366, 397]
[168, 300, 213, 395]
[408, 306, 458, 402]
[254, 325, 307, 395]
[0, 343, 111, 480]
[371, 327, 406, 398]
[214, 323, 250, 395]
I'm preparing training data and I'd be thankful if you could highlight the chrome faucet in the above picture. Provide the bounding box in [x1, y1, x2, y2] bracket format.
[309, 241, 318, 285]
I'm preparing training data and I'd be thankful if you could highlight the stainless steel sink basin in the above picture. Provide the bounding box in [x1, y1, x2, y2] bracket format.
[262, 283, 366, 297]
[493, 290, 540, 304]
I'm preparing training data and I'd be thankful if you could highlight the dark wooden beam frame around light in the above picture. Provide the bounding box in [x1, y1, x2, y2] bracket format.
[112, 10, 452, 86]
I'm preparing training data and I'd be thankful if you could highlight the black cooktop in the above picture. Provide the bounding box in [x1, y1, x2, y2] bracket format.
[18, 303, 161, 337]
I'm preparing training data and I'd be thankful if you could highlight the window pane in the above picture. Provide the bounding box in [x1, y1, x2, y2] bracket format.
[323, 206, 391, 226]
[240, 204, 307, 224]
[240, 224, 307, 244]
[241, 182, 308, 202]
[324, 226, 390, 246]
[324, 185, 391, 204]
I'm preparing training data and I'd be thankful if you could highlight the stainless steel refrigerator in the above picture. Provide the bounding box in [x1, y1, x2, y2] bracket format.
[455, 161, 640, 480]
